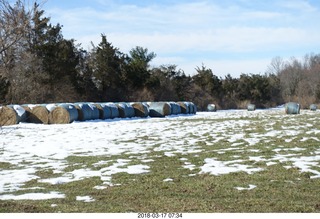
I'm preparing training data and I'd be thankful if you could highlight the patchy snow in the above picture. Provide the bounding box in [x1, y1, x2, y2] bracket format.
[200, 158, 263, 175]
[235, 184, 257, 191]
[76, 195, 95, 202]
[0, 192, 65, 200]
[1, 108, 320, 201]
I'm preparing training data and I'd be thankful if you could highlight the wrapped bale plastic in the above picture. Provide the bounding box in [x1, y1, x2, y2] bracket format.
[105, 103, 119, 118]
[0, 105, 26, 126]
[189, 102, 197, 114]
[184, 102, 193, 114]
[169, 102, 181, 115]
[177, 102, 189, 114]
[88, 103, 100, 120]
[247, 104, 256, 111]
[310, 104, 317, 111]
[74, 103, 93, 121]
[23, 105, 49, 124]
[116, 103, 135, 118]
[95, 103, 112, 119]
[285, 102, 300, 114]
[131, 102, 149, 118]
[149, 102, 171, 117]
[207, 104, 217, 112]
[49, 103, 78, 124]
[46, 103, 58, 112]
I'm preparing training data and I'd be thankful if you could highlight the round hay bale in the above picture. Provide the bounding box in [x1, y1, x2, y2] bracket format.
[169, 102, 181, 115]
[104, 103, 119, 118]
[310, 104, 317, 111]
[74, 103, 92, 121]
[131, 102, 149, 118]
[247, 104, 256, 111]
[189, 102, 197, 114]
[95, 103, 112, 119]
[87, 103, 100, 120]
[7, 105, 27, 123]
[177, 102, 188, 114]
[207, 104, 217, 112]
[149, 102, 171, 117]
[24, 105, 49, 124]
[184, 102, 191, 114]
[285, 102, 300, 114]
[116, 103, 135, 118]
[0, 106, 19, 126]
[49, 103, 78, 124]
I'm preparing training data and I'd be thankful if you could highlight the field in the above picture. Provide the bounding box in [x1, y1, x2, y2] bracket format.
[1, 108, 320, 213]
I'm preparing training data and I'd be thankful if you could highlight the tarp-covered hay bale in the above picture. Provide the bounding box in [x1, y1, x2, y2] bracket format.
[49, 103, 78, 124]
[207, 104, 217, 112]
[247, 104, 256, 111]
[88, 103, 100, 120]
[95, 103, 112, 119]
[149, 102, 171, 117]
[74, 103, 93, 121]
[116, 103, 135, 118]
[131, 102, 149, 117]
[310, 104, 317, 111]
[188, 102, 197, 114]
[285, 102, 300, 114]
[169, 102, 181, 115]
[104, 103, 119, 118]
[0, 105, 26, 126]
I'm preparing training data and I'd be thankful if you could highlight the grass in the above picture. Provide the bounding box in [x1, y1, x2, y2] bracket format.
[1, 110, 320, 213]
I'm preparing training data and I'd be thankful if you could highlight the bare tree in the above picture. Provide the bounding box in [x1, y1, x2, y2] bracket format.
[266, 56, 285, 76]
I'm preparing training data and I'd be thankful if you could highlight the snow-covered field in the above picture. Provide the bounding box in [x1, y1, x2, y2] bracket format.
[1, 108, 320, 201]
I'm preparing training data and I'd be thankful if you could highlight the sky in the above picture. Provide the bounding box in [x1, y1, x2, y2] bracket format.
[41, 0, 320, 78]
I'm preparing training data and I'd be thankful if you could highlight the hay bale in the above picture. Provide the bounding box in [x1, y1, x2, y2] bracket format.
[7, 105, 27, 123]
[189, 102, 197, 114]
[285, 102, 300, 114]
[88, 103, 100, 120]
[116, 103, 135, 118]
[184, 102, 192, 114]
[104, 103, 119, 118]
[310, 104, 317, 111]
[49, 103, 78, 124]
[177, 102, 188, 114]
[207, 104, 217, 112]
[95, 103, 112, 119]
[23, 105, 49, 124]
[0, 106, 19, 126]
[247, 104, 256, 111]
[131, 102, 149, 118]
[169, 102, 181, 115]
[149, 102, 171, 117]
[74, 103, 92, 121]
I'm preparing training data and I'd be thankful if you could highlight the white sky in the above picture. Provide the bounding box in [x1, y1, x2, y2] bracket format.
[42, 0, 320, 77]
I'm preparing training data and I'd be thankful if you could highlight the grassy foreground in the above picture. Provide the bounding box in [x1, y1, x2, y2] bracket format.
[1, 110, 320, 213]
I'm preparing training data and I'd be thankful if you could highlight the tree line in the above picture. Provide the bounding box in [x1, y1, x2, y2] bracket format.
[1, 1, 320, 111]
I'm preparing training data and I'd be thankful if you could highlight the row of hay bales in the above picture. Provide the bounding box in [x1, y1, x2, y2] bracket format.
[0, 101, 197, 126]
[207, 102, 317, 114]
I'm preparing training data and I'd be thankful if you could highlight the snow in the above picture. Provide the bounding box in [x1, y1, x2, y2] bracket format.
[235, 184, 257, 191]
[0, 192, 65, 200]
[76, 195, 95, 202]
[12, 105, 26, 117]
[1, 108, 320, 201]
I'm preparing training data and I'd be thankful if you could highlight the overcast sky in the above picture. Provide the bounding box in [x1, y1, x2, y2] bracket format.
[42, 0, 320, 78]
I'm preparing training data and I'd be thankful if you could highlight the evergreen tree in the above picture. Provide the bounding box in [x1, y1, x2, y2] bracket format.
[90, 34, 125, 101]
